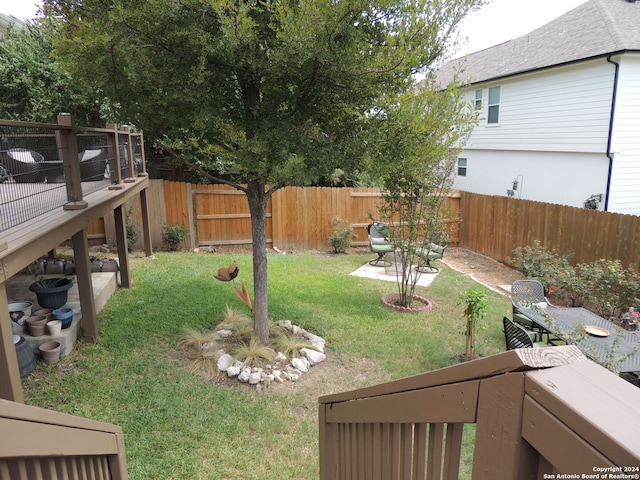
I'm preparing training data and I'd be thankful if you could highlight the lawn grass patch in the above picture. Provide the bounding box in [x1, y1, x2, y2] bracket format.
[23, 251, 511, 479]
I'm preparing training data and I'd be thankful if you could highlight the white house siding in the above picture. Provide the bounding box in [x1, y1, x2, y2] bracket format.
[607, 54, 640, 215]
[455, 59, 616, 209]
[466, 60, 614, 153]
[453, 150, 609, 208]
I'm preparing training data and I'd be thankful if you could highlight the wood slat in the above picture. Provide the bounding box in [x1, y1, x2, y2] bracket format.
[325, 381, 479, 425]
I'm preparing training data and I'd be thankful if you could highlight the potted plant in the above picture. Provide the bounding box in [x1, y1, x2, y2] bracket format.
[29, 277, 74, 309]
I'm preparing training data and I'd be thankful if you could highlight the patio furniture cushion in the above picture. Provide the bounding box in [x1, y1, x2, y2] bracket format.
[415, 242, 447, 273]
[367, 222, 393, 266]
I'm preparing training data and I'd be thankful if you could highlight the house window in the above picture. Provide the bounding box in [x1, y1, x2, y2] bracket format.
[488, 86, 501, 124]
[474, 89, 482, 108]
[457, 158, 467, 177]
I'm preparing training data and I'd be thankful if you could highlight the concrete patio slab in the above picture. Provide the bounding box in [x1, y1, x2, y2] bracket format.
[350, 262, 440, 287]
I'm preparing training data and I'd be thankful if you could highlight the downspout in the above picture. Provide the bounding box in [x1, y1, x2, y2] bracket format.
[604, 54, 620, 211]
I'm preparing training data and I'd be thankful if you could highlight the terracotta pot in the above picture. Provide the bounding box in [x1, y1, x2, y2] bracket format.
[39, 341, 61, 365]
[32, 308, 54, 322]
[381, 293, 433, 314]
[47, 320, 62, 336]
[26, 315, 48, 337]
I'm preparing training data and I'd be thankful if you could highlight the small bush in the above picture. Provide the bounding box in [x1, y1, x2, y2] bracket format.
[576, 259, 640, 318]
[329, 216, 357, 254]
[233, 337, 276, 367]
[162, 223, 189, 251]
[125, 207, 138, 251]
[510, 242, 640, 316]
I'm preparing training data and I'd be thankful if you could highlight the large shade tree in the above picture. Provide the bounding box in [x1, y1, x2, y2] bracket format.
[46, 0, 484, 342]
[0, 18, 100, 124]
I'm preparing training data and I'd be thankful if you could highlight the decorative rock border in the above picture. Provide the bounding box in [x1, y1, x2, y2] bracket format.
[208, 320, 327, 390]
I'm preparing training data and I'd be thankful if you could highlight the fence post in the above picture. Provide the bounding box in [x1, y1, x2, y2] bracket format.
[56, 113, 87, 210]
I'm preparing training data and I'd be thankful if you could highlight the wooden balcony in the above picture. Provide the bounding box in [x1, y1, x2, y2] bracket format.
[1, 116, 152, 404]
[319, 346, 640, 479]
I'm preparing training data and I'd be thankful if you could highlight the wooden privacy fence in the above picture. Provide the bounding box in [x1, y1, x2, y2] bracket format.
[459, 192, 640, 271]
[90, 183, 639, 271]
[92, 182, 460, 252]
[319, 346, 640, 480]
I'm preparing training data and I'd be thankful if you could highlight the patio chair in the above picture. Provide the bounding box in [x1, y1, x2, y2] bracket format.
[78, 148, 108, 181]
[2, 148, 45, 183]
[503, 316, 548, 350]
[367, 222, 393, 266]
[511, 279, 553, 340]
[415, 242, 447, 273]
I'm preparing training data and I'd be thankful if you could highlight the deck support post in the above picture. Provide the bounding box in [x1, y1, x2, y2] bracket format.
[0, 283, 24, 403]
[114, 205, 131, 289]
[139, 189, 153, 257]
[72, 229, 98, 342]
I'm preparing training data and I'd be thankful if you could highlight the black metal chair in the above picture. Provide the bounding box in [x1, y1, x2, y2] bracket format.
[503, 316, 548, 350]
[367, 222, 394, 266]
[415, 242, 447, 273]
[511, 279, 553, 341]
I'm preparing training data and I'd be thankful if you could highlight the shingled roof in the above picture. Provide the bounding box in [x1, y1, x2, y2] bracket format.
[436, 0, 640, 86]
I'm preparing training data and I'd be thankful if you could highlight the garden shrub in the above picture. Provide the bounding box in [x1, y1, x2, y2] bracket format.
[575, 259, 640, 319]
[509, 240, 582, 305]
[329, 216, 356, 254]
[511, 242, 640, 316]
[161, 223, 189, 251]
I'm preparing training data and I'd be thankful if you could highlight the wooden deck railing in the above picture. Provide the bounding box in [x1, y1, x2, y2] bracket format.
[0, 398, 128, 479]
[319, 346, 640, 480]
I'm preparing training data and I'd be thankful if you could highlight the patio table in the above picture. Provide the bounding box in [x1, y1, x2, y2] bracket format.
[516, 304, 640, 373]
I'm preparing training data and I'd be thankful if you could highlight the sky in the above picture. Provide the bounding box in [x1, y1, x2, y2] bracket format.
[2, 0, 588, 56]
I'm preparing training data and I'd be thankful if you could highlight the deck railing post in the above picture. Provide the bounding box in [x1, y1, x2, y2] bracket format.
[472, 373, 538, 480]
[57, 113, 87, 210]
[135, 132, 148, 178]
[106, 122, 124, 189]
[123, 126, 136, 182]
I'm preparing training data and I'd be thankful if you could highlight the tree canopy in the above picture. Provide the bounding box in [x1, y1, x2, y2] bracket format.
[0, 18, 99, 124]
[43, 0, 484, 342]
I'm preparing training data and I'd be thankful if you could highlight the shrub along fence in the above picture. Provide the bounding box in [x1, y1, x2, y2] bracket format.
[89, 182, 639, 271]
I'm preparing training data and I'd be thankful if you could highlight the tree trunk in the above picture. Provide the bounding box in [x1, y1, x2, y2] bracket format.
[246, 181, 270, 344]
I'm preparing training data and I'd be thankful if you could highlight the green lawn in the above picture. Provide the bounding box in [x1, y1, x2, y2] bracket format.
[24, 251, 512, 479]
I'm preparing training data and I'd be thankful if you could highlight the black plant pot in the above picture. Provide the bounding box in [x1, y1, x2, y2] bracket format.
[29, 278, 74, 309]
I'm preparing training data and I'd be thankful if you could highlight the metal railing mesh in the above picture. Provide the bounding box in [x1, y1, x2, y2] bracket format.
[0, 122, 136, 232]
[0, 124, 68, 231]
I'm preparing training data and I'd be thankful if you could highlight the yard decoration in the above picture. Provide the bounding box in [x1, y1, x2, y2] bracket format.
[214, 261, 252, 313]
